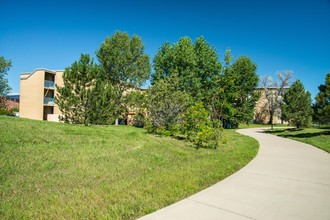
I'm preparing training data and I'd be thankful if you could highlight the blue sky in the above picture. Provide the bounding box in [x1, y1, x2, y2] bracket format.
[1, 0, 329, 99]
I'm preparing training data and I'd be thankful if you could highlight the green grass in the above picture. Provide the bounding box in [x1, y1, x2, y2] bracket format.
[238, 123, 290, 129]
[265, 127, 330, 153]
[0, 116, 258, 219]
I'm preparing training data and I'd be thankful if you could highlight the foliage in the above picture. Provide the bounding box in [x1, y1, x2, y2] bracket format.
[0, 108, 8, 115]
[210, 51, 259, 128]
[96, 31, 150, 120]
[87, 80, 118, 125]
[313, 73, 330, 124]
[152, 36, 221, 104]
[0, 107, 18, 116]
[259, 71, 293, 129]
[97, 30, 150, 93]
[145, 73, 188, 135]
[0, 116, 258, 219]
[56, 54, 118, 125]
[124, 90, 147, 127]
[181, 102, 223, 148]
[149, 37, 259, 147]
[0, 56, 12, 109]
[282, 80, 313, 128]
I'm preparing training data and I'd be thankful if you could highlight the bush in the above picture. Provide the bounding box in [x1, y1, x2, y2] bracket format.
[181, 102, 223, 148]
[132, 111, 145, 127]
[0, 108, 8, 115]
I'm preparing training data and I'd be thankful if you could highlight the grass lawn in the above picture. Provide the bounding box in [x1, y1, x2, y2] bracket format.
[0, 116, 258, 219]
[265, 127, 330, 153]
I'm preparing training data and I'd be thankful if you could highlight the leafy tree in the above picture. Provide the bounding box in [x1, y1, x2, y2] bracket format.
[0, 56, 12, 109]
[56, 54, 118, 125]
[210, 50, 237, 128]
[313, 73, 330, 124]
[229, 56, 260, 126]
[260, 71, 293, 129]
[282, 80, 312, 128]
[145, 72, 188, 135]
[88, 80, 118, 125]
[211, 51, 259, 128]
[152, 36, 221, 104]
[194, 37, 222, 106]
[97, 31, 151, 115]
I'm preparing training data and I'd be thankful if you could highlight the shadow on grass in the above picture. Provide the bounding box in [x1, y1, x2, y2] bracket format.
[279, 131, 330, 138]
[264, 128, 330, 138]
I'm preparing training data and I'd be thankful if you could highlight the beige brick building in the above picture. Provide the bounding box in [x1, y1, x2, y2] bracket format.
[254, 87, 289, 124]
[20, 69, 64, 122]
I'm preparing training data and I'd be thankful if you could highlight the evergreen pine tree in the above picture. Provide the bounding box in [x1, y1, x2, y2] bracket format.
[282, 80, 312, 128]
[313, 73, 330, 124]
[55, 54, 117, 125]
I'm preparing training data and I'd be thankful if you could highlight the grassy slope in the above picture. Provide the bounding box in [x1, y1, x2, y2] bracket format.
[0, 116, 258, 219]
[265, 127, 330, 153]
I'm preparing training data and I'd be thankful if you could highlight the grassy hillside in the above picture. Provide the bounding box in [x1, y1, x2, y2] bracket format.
[0, 116, 258, 219]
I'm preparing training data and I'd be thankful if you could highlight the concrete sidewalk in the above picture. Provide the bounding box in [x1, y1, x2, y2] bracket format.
[139, 128, 330, 220]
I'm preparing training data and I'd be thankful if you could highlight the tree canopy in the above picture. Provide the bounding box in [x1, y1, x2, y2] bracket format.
[97, 31, 151, 90]
[282, 80, 312, 128]
[152, 36, 222, 104]
[313, 73, 330, 124]
[0, 56, 12, 108]
[56, 54, 118, 125]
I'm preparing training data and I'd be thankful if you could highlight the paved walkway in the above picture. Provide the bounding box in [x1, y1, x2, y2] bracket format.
[139, 128, 330, 220]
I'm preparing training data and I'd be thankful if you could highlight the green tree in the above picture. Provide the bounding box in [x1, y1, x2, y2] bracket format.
[56, 54, 117, 125]
[282, 80, 312, 128]
[145, 72, 188, 135]
[0, 56, 12, 109]
[313, 73, 330, 124]
[97, 31, 151, 115]
[88, 80, 118, 125]
[194, 37, 222, 106]
[211, 51, 259, 128]
[230, 56, 260, 126]
[152, 36, 221, 104]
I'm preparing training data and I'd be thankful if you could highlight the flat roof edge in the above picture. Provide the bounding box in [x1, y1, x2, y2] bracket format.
[20, 68, 64, 80]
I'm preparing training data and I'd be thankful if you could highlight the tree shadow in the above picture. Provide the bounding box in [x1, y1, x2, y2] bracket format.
[264, 128, 330, 138]
[279, 131, 330, 138]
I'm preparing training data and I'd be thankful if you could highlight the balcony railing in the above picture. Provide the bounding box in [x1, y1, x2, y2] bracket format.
[44, 97, 54, 105]
[44, 80, 55, 88]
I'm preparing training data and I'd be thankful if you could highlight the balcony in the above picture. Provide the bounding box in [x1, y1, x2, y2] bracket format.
[44, 80, 55, 88]
[44, 97, 54, 105]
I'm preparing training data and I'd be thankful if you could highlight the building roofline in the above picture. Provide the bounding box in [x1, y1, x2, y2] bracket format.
[20, 68, 64, 80]
[7, 93, 20, 96]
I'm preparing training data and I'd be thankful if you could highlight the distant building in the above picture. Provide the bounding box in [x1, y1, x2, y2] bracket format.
[6, 93, 20, 110]
[254, 87, 289, 124]
[20, 69, 64, 122]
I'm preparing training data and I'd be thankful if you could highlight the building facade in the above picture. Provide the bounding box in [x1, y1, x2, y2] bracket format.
[20, 69, 64, 122]
[254, 87, 289, 124]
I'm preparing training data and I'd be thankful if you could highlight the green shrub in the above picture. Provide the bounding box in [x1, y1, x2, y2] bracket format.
[0, 108, 9, 115]
[181, 102, 223, 148]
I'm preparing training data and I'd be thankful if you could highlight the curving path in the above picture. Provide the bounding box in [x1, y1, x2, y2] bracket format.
[139, 128, 330, 220]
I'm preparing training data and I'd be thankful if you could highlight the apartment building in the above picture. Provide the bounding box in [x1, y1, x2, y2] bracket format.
[20, 69, 64, 122]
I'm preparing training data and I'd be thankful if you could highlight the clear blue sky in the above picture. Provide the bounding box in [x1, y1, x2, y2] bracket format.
[1, 0, 329, 99]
